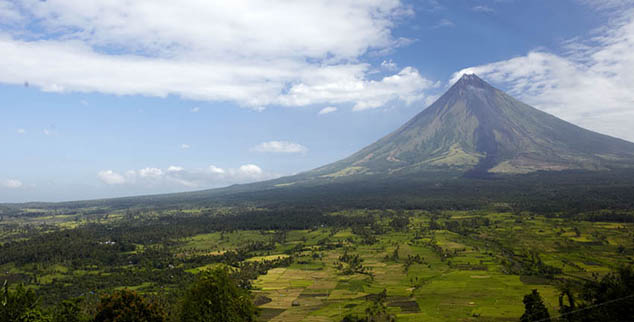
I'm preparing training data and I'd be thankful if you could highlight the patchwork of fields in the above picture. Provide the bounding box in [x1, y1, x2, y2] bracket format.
[1, 208, 633, 321]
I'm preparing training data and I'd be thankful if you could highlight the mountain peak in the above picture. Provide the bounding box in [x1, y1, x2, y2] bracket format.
[453, 73, 492, 90]
[304, 73, 634, 178]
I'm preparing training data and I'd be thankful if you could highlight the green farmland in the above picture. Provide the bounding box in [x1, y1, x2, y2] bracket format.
[1, 206, 633, 321]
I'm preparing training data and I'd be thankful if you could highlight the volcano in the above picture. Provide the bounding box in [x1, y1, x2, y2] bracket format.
[301, 74, 634, 179]
[17, 74, 634, 208]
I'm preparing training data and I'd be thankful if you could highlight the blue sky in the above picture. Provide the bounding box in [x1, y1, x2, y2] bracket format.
[1, 0, 634, 202]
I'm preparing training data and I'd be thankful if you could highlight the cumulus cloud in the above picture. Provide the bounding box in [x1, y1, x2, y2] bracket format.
[139, 167, 163, 178]
[237, 164, 263, 177]
[252, 141, 308, 153]
[451, 8, 634, 142]
[0, 1, 431, 110]
[279, 66, 434, 111]
[208, 165, 225, 174]
[318, 106, 338, 115]
[180, 144, 191, 150]
[97, 170, 126, 185]
[168, 166, 184, 172]
[97, 164, 274, 188]
[2, 179, 23, 188]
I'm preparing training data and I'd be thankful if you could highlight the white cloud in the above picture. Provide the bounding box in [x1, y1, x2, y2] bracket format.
[252, 141, 308, 153]
[180, 144, 191, 150]
[472, 5, 494, 13]
[139, 167, 163, 178]
[451, 8, 634, 142]
[0, 1, 430, 110]
[208, 165, 225, 174]
[318, 106, 338, 115]
[97, 164, 274, 188]
[578, 0, 633, 10]
[17, 128, 25, 134]
[279, 66, 434, 111]
[236, 164, 263, 177]
[43, 129, 51, 136]
[0, 1, 22, 24]
[2, 179, 23, 189]
[167, 166, 184, 172]
[191, 107, 200, 113]
[97, 170, 126, 185]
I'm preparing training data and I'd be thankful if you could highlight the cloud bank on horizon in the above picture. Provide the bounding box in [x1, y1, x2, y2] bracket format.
[97, 164, 275, 189]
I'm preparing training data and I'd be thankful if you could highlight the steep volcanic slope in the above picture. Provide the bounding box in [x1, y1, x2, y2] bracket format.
[306, 74, 634, 178]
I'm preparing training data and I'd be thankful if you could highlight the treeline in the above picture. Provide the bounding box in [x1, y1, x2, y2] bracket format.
[0, 208, 373, 267]
[8, 168, 634, 215]
[545, 210, 634, 223]
[2, 267, 259, 322]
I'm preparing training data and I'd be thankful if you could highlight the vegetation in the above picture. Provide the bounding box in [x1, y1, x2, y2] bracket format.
[180, 267, 256, 322]
[94, 289, 165, 322]
[558, 266, 634, 322]
[2, 199, 634, 321]
[1, 281, 41, 322]
[520, 290, 550, 322]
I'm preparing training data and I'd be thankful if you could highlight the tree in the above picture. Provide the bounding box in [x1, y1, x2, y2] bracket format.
[559, 266, 634, 322]
[364, 289, 395, 322]
[389, 216, 409, 232]
[520, 289, 550, 322]
[52, 298, 90, 322]
[179, 267, 257, 322]
[391, 246, 399, 262]
[1, 281, 48, 322]
[336, 250, 372, 277]
[341, 289, 395, 322]
[94, 289, 165, 322]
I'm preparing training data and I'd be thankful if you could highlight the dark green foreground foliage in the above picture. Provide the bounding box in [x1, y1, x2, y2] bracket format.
[180, 267, 256, 322]
[94, 289, 165, 322]
[520, 289, 550, 322]
[1, 281, 41, 322]
[558, 266, 634, 322]
[1, 267, 256, 322]
[518, 266, 634, 322]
